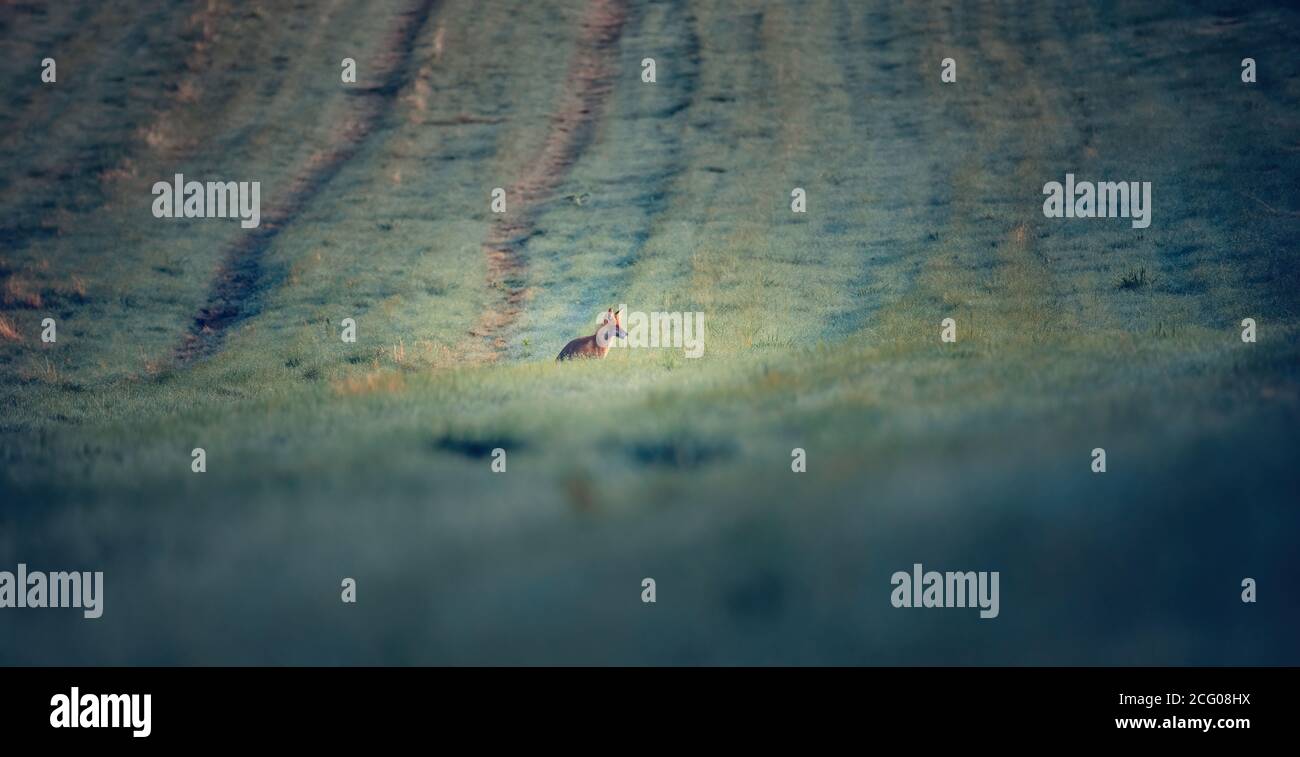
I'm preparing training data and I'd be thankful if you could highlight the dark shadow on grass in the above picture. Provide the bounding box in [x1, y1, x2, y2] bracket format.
[621, 436, 735, 469]
[432, 433, 525, 460]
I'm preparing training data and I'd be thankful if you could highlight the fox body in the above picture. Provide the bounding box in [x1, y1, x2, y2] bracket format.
[557, 308, 627, 361]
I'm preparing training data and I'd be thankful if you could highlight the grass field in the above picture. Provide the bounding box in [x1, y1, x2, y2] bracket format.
[2, 0, 1298, 664]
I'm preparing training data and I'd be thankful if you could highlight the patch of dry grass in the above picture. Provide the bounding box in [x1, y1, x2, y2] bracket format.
[331, 369, 406, 396]
[0, 314, 21, 342]
[3, 276, 43, 308]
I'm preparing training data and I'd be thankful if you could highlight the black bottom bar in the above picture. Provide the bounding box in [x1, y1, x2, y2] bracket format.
[1, 667, 1288, 744]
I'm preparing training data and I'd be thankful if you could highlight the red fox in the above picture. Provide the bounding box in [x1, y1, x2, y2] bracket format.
[556, 308, 627, 361]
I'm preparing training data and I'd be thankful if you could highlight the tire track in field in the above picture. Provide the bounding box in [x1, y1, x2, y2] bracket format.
[175, 0, 438, 363]
[828, 0, 957, 333]
[899, 0, 1066, 342]
[464, 0, 628, 362]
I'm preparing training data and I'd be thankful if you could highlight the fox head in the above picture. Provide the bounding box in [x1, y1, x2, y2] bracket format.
[595, 307, 627, 346]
